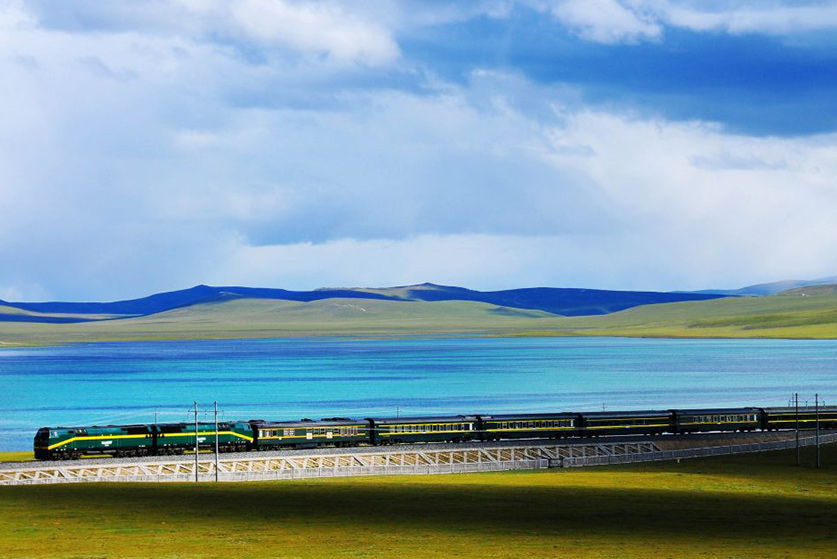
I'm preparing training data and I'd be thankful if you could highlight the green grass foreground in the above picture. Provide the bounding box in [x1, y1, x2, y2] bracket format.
[1, 446, 835, 558]
[0, 452, 33, 462]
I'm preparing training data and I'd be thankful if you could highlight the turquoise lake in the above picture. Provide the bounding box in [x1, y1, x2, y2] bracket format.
[3, 337, 837, 451]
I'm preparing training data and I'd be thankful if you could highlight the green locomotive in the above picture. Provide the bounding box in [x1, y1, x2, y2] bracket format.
[34, 421, 253, 460]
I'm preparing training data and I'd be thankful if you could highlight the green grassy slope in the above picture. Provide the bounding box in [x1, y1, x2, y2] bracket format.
[2, 285, 837, 345]
[0, 298, 566, 345]
[0, 305, 120, 320]
[543, 284, 837, 338]
[1, 446, 835, 559]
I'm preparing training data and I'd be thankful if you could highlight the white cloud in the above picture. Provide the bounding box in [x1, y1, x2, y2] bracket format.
[542, 110, 837, 287]
[1, 2, 837, 299]
[659, 1, 837, 36]
[226, 0, 400, 65]
[527, 0, 837, 44]
[546, 0, 662, 44]
[18, 0, 400, 66]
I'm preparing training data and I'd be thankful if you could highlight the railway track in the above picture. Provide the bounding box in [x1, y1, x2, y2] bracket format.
[1, 430, 811, 469]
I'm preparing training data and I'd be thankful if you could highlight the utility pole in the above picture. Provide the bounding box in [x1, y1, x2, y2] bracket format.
[795, 393, 800, 466]
[214, 401, 219, 483]
[194, 401, 199, 483]
[816, 393, 821, 469]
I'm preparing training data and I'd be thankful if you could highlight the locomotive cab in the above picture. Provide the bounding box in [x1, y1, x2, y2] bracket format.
[34, 428, 51, 460]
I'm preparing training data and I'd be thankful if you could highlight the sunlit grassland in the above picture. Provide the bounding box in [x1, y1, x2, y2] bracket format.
[0, 452, 33, 462]
[0, 298, 567, 346]
[2, 285, 837, 346]
[0, 446, 834, 558]
[544, 285, 837, 339]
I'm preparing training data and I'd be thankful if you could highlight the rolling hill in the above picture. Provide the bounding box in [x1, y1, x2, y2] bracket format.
[691, 275, 837, 296]
[0, 283, 728, 323]
[1, 284, 836, 345]
[542, 284, 837, 339]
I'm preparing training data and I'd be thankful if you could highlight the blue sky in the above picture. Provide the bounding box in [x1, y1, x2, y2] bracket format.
[2, 0, 837, 301]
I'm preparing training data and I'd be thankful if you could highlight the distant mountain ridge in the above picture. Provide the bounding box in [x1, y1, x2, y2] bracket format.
[692, 276, 837, 297]
[0, 283, 729, 323]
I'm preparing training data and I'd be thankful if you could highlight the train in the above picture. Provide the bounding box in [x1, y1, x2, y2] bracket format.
[34, 405, 837, 460]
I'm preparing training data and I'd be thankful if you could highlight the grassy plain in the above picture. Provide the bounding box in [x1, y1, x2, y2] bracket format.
[0, 452, 33, 462]
[1, 446, 835, 559]
[2, 285, 837, 345]
[530, 284, 837, 339]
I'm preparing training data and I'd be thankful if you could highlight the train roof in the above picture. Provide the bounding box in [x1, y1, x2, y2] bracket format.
[256, 419, 365, 427]
[580, 409, 671, 419]
[49, 423, 152, 430]
[763, 406, 837, 413]
[480, 412, 578, 420]
[369, 415, 477, 423]
[673, 407, 761, 415]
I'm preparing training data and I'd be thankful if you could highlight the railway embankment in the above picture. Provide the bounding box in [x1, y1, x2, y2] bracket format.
[2, 431, 834, 485]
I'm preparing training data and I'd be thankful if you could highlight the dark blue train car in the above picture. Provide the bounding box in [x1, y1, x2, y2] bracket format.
[477, 412, 582, 441]
[580, 410, 674, 436]
[672, 408, 761, 434]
